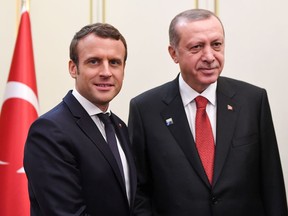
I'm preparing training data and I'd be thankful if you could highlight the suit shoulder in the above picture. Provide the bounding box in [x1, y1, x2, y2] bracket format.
[39, 101, 67, 120]
[31, 101, 72, 130]
[219, 76, 266, 93]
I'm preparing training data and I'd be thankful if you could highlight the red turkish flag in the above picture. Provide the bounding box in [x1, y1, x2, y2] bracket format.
[0, 8, 38, 216]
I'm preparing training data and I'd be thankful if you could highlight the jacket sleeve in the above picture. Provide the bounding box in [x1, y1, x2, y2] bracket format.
[259, 89, 288, 216]
[24, 117, 88, 216]
[128, 98, 153, 216]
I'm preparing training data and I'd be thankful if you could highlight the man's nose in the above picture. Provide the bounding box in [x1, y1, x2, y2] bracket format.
[201, 47, 215, 63]
[100, 62, 112, 77]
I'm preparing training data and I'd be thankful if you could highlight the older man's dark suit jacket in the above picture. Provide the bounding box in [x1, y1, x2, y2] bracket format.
[128, 75, 287, 216]
[24, 91, 137, 216]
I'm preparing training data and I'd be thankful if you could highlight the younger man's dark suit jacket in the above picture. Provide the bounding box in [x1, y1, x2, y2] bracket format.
[24, 91, 137, 216]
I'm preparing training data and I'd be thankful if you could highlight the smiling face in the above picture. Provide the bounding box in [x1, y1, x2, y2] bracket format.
[69, 34, 126, 111]
[169, 16, 225, 93]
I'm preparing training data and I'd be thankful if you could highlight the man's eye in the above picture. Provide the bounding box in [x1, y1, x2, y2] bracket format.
[90, 59, 99, 64]
[110, 59, 121, 66]
[189, 45, 202, 53]
[193, 45, 201, 49]
[212, 42, 222, 50]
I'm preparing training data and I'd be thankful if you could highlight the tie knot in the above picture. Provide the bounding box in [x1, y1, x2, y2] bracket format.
[97, 113, 112, 125]
[195, 96, 208, 109]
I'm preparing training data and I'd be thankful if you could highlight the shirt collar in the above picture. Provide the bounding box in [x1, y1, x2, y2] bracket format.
[72, 88, 111, 116]
[179, 73, 217, 107]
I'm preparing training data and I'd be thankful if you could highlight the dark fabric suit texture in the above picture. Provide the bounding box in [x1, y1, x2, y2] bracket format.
[24, 91, 137, 216]
[128, 75, 288, 216]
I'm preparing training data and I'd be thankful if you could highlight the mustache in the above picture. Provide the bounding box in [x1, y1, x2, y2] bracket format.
[197, 64, 219, 70]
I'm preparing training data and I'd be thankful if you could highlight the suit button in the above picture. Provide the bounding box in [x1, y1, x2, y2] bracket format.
[211, 196, 219, 205]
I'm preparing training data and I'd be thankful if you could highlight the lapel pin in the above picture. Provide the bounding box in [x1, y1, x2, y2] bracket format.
[227, 104, 233, 111]
[165, 118, 174, 126]
[118, 123, 122, 127]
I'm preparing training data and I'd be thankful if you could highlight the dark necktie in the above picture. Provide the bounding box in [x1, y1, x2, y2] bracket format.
[97, 113, 125, 181]
[195, 96, 215, 184]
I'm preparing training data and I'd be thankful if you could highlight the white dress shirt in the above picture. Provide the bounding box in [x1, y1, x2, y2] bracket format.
[72, 89, 131, 203]
[179, 74, 217, 143]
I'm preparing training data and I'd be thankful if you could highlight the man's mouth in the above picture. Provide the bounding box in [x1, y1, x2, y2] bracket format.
[97, 84, 113, 87]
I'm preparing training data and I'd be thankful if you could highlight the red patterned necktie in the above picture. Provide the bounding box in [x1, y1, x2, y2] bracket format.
[195, 96, 215, 184]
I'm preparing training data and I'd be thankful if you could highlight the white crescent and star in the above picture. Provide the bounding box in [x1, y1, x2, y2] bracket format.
[0, 81, 39, 174]
[3, 81, 39, 115]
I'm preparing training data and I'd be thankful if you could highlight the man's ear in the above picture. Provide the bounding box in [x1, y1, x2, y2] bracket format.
[69, 60, 77, 78]
[168, 45, 178, 63]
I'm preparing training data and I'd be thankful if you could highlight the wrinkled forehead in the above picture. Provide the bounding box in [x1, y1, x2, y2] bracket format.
[176, 16, 225, 37]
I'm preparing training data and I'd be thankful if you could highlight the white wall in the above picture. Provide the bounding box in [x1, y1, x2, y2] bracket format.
[1, 0, 287, 196]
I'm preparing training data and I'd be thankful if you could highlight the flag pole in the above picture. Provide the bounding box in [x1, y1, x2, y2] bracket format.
[21, 0, 30, 12]
[16, 0, 31, 31]
[16, 0, 21, 33]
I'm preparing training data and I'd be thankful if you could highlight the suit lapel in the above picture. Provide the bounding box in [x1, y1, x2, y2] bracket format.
[63, 92, 127, 194]
[160, 78, 210, 186]
[213, 78, 239, 186]
[160, 77, 241, 187]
